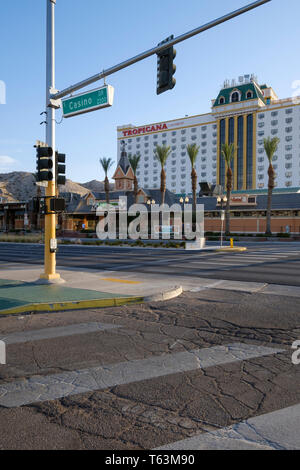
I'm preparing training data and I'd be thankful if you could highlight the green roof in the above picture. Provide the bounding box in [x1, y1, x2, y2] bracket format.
[232, 187, 300, 196]
[213, 82, 265, 108]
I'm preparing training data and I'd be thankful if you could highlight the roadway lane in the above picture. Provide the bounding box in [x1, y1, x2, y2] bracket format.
[0, 242, 300, 286]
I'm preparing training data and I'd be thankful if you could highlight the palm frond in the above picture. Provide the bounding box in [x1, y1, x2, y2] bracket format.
[128, 154, 141, 175]
[264, 137, 280, 163]
[221, 143, 235, 166]
[186, 143, 200, 168]
[100, 157, 113, 176]
[154, 145, 171, 168]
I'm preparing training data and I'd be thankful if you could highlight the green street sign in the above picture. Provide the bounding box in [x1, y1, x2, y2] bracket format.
[62, 85, 114, 118]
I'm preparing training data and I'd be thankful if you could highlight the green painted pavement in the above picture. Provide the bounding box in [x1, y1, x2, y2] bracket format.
[0, 279, 129, 312]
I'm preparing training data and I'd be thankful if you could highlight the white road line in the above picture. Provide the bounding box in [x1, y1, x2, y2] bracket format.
[0, 322, 120, 345]
[0, 343, 284, 408]
[156, 403, 300, 450]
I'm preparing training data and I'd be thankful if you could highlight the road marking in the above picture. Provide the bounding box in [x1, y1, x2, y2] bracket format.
[0, 343, 284, 408]
[100, 278, 142, 284]
[156, 403, 300, 450]
[0, 322, 120, 345]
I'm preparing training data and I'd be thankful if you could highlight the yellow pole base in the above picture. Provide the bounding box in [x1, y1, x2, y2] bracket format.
[40, 273, 61, 281]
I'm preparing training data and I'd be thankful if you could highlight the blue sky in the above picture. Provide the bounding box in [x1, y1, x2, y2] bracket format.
[1, 0, 299, 183]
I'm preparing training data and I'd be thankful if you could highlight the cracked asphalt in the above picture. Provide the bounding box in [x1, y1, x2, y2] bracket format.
[0, 288, 299, 450]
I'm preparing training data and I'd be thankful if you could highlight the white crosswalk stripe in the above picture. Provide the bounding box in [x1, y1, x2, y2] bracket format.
[156, 404, 300, 450]
[0, 343, 284, 408]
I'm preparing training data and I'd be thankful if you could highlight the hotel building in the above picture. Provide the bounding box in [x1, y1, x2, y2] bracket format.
[117, 74, 300, 194]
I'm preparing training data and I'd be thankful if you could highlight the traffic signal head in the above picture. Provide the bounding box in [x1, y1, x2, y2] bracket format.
[36, 146, 53, 182]
[56, 152, 66, 185]
[157, 36, 176, 95]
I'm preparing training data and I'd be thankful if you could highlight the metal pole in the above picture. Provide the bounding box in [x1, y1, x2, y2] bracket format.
[52, 0, 271, 100]
[40, 0, 60, 282]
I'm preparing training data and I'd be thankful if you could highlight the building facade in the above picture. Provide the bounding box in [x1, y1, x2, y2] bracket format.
[117, 74, 300, 194]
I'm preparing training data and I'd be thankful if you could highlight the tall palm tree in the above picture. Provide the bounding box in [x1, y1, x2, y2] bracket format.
[100, 157, 113, 204]
[264, 136, 280, 236]
[221, 143, 235, 236]
[186, 143, 200, 213]
[128, 154, 141, 204]
[154, 145, 171, 205]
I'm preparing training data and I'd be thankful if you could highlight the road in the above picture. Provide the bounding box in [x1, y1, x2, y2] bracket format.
[0, 288, 299, 450]
[1, 242, 300, 286]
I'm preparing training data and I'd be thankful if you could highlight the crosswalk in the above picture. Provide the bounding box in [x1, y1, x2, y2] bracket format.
[0, 317, 298, 450]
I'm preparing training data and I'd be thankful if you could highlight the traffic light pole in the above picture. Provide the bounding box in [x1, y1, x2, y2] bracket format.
[40, 0, 60, 282]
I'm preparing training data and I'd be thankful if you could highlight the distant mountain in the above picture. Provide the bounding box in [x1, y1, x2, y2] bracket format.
[0, 172, 114, 202]
[81, 179, 114, 192]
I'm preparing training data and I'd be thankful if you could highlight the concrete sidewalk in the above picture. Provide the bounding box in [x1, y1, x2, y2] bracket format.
[0, 265, 183, 315]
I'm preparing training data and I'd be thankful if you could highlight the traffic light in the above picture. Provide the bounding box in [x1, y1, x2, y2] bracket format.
[156, 35, 176, 95]
[36, 146, 53, 182]
[56, 152, 66, 185]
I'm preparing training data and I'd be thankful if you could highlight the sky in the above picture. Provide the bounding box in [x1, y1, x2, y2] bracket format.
[1, 0, 300, 183]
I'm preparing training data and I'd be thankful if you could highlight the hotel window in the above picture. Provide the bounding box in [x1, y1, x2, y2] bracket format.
[213, 148, 217, 153]
[191, 128, 197, 132]
[271, 111, 278, 117]
[285, 163, 292, 169]
[212, 163, 217, 169]
[213, 132, 217, 137]
[128, 146, 132, 151]
[172, 160, 176, 165]
[181, 130, 186, 135]
[258, 157, 264, 162]
[201, 157, 207, 162]
[181, 137, 186, 142]
[201, 142, 207, 147]
[202, 126, 207, 131]
[172, 146, 176, 150]
[162, 140, 167, 145]
[219, 97, 225, 105]
[258, 139, 264, 145]
[171, 175, 176, 180]
[137, 137, 141, 142]
[258, 114, 265, 119]
[271, 120, 278, 126]
[172, 153, 176, 157]
[171, 168, 176, 173]
[231, 91, 240, 102]
[286, 145, 292, 151]
[128, 139, 132, 143]
[162, 133, 167, 137]
[258, 175, 264, 180]
[213, 139, 217, 145]
[213, 124, 217, 130]
[192, 136, 197, 141]
[258, 148, 264, 154]
[273, 165, 278, 170]
[273, 155, 278, 161]
[181, 167, 186, 172]
[258, 166, 264, 171]
[201, 165, 206, 170]
[153, 142, 158, 147]
[201, 172, 207, 177]
[144, 157, 149, 161]
[172, 138, 176, 143]
[271, 129, 278, 135]
[246, 91, 253, 99]
[144, 143, 149, 148]
[202, 149, 207, 154]
[171, 183, 176, 188]
[258, 131, 265, 137]
[172, 131, 176, 136]
[181, 152, 186, 156]
[286, 136, 293, 142]
[137, 144, 140, 149]
[144, 136, 149, 140]
[181, 159, 186, 164]
[181, 174, 185, 179]
[258, 122, 264, 128]
[285, 109, 293, 114]
[286, 118, 293, 124]
[285, 154, 293, 160]
[201, 134, 207, 139]
[286, 127, 293, 133]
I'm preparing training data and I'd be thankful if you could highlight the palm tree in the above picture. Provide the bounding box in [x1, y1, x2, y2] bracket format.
[186, 143, 200, 213]
[128, 154, 141, 204]
[221, 143, 235, 236]
[154, 145, 171, 205]
[264, 136, 280, 236]
[100, 157, 113, 204]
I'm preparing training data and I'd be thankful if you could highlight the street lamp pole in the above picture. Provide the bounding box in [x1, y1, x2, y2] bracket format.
[217, 196, 227, 248]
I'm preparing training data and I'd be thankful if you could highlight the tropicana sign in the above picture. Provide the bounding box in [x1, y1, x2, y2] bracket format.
[121, 123, 168, 137]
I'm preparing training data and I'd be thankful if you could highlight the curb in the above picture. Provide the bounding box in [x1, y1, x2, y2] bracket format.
[144, 286, 183, 302]
[215, 247, 247, 253]
[0, 286, 183, 316]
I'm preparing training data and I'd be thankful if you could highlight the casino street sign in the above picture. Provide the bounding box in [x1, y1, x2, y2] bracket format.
[62, 85, 114, 118]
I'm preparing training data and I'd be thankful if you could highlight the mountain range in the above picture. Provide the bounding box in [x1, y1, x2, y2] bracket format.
[0, 172, 114, 202]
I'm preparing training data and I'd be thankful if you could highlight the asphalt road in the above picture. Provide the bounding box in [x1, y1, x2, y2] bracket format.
[0, 289, 299, 450]
[1, 242, 300, 286]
